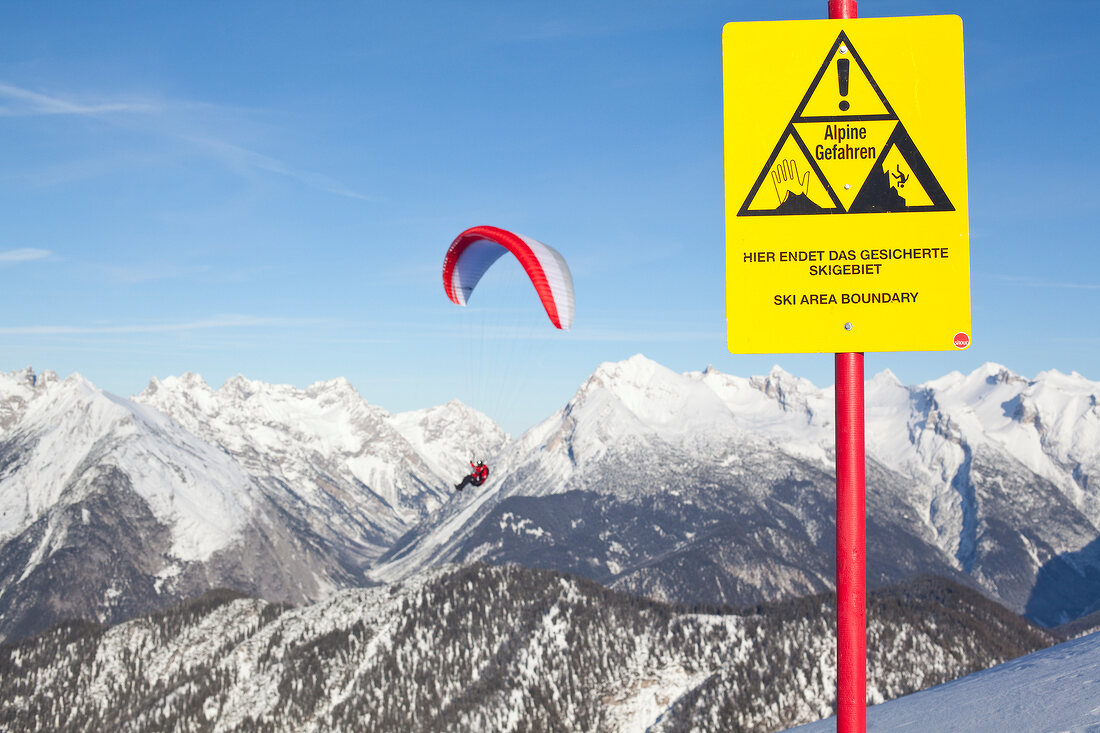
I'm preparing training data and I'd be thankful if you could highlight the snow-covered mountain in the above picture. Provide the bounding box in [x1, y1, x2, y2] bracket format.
[0, 369, 255, 562]
[0, 367, 329, 644]
[0, 565, 1052, 733]
[136, 373, 507, 560]
[373, 355, 1100, 629]
[2, 354, 1098, 643]
[0, 368, 506, 642]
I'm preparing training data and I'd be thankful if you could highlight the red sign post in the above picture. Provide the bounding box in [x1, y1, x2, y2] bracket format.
[828, 3, 866, 733]
[835, 351, 866, 732]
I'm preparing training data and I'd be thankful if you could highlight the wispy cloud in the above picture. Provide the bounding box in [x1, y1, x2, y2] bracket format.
[0, 314, 323, 336]
[0, 82, 158, 117]
[183, 134, 376, 202]
[0, 248, 51, 263]
[1, 81, 373, 201]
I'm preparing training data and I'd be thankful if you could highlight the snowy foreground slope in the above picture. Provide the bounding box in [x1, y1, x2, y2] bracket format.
[0, 565, 1052, 733]
[789, 628, 1100, 733]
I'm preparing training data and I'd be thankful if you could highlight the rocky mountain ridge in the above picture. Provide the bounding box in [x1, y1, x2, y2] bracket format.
[1, 355, 1098, 643]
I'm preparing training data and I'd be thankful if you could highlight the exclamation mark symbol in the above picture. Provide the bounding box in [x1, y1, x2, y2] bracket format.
[837, 56, 850, 111]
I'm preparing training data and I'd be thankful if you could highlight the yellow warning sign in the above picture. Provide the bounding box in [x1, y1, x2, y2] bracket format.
[724, 15, 970, 354]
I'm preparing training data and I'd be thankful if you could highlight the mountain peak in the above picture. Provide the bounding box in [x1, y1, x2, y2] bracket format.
[178, 371, 210, 388]
[749, 365, 822, 404]
[13, 366, 36, 386]
[871, 368, 904, 387]
[54, 372, 101, 400]
[304, 376, 361, 402]
[923, 369, 966, 392]
[591, 354, 661, 382]
[978, 362, 1022, 383]
[1034, 368, 1096, 391]
[0, 366, 56, 392]
[578, 354, 680, 401]
[221, 374, 260, 400]
[142, 371, 210, 395]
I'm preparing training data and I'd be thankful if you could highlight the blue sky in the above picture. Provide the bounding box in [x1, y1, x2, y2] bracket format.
[1, 1, 1097, 435]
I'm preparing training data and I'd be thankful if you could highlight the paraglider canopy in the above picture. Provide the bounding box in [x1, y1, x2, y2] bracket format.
[442, 225, 574, 330]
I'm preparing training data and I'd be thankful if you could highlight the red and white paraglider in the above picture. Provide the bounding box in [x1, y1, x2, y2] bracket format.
[442, 225, 574, 330]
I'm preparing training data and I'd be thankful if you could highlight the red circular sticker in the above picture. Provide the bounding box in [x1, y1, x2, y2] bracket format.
[953, 332, 970, 349]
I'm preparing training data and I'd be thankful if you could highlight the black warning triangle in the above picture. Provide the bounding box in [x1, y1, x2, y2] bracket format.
[738, 31, 952, 216]
[739, 125, 843, 216]
[793, 31, 896, 123]
[849, 123, 954, 213]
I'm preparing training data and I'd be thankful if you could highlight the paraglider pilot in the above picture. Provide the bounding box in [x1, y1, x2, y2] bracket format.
[455, 460, 489, 491]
